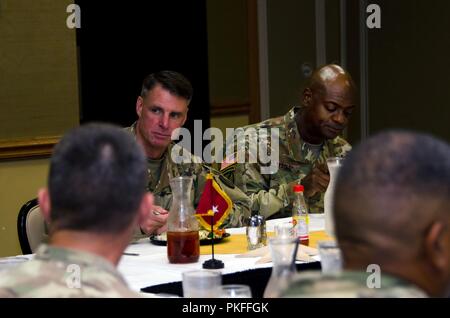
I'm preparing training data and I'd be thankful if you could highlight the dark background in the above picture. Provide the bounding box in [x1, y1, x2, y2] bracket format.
[75, 0, 211, 136]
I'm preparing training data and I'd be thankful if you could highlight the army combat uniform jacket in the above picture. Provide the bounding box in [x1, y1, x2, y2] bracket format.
[0, 245, 139, 297]
[222, 107, 351, 219]
[282, 271, 427, 298]
[126, 123, 251, 230]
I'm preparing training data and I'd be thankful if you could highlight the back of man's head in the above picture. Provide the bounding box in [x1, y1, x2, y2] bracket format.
[48, 123, 147, 234]
[334, 130, 450, 295]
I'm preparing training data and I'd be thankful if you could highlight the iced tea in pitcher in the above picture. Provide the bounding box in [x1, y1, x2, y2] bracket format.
[166, 176, 200, 264]
[167, 231, 199, 263]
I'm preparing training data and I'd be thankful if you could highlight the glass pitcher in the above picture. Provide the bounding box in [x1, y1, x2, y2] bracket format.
[324, 157, 344, 237]
[263, 237, 298, 298]
[167, 176, 200, 264]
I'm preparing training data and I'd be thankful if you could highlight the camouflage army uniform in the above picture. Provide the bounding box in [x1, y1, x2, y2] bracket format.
[0, 245, 139, 297]
[222, 106, 351, 219]
[281, 270, 427, 298]
[126, 123, 251, 231]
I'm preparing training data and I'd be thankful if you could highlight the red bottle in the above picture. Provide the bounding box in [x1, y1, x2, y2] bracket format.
[292, 184, 309, 246]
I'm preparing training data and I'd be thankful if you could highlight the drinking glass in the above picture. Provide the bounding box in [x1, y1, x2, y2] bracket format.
[318, 240, 343, 275]
[274, 222, 294, 238]
[182, 270, 222, 298]
[220, 284, 252, 298]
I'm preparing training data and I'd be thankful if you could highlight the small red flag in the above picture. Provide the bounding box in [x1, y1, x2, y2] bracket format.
[196, 173, 232, 231]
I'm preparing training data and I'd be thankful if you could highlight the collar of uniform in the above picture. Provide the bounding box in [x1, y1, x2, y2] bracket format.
[34, 244, 125, 282]
[284, 106, 343, 164]
[284, 106, 312, 162]
[128, 121, 138, 136]
[148, 142, 199, 194]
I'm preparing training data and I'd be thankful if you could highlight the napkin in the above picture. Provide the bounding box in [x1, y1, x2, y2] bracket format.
[236, 244, 318, 264]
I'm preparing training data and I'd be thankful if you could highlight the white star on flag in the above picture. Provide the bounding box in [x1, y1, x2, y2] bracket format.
[212, 205, 219, 214]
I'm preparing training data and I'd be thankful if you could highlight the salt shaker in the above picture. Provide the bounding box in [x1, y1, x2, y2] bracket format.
[257, 215, 267, 246]
[246, 215, 267, 250]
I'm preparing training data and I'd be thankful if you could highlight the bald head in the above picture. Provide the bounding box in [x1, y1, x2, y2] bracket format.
[308, 64, 356, 99]
[334, 130, 450, 295]
[299, 64, 357, 143]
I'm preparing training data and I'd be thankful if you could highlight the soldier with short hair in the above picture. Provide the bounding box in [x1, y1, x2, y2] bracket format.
[0, 124, 151, 297]
[222, 64, 356, 219]
[283, 130, 450, 297]
[128, 70, 251, 235]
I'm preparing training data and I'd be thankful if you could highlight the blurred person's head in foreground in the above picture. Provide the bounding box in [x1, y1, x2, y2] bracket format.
[39, 123, 153, 265]
[335, 130, 450, 297]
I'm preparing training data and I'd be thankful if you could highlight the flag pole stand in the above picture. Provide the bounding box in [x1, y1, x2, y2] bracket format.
[202, 214, 224, 269]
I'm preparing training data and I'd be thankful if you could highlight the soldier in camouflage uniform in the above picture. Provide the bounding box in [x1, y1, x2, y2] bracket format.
[130, 71, 251, 236]
[127, 123, 251, 231]
[282, 271, 426, 298]
[0, 245, 138, 297]
[283, 131, 450, 298]
[0, 124, 150, 297]
[222, 64, 355, 218]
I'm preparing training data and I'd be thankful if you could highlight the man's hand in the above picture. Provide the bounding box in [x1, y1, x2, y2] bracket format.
[301, 164, 330, 198]
[139, 205, 169, 235]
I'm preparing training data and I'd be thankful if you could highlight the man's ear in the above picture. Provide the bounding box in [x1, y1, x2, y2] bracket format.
[302, 88, 313, 107]
[181, 107, 188, 126]
[37, 188, 51, 223]
[138, 193, 153, 224]
[424, 221, 450, 274]
[136, 96, 144, 118]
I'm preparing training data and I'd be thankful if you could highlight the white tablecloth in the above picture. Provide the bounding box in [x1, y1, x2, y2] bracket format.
[118, 215, 325, 292]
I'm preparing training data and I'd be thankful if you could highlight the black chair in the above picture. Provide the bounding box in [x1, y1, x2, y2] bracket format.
[17, 198, 47, 254]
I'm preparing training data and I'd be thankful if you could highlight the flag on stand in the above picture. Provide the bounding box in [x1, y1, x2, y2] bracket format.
[196, 173, 232, 231]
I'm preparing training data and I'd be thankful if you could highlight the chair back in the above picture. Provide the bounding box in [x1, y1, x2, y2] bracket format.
[17, 199, 47, 254]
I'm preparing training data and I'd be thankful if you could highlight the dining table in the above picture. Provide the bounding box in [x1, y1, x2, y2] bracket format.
[118, 214, 330, 296]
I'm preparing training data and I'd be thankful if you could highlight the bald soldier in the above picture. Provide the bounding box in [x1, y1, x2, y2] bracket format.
[0, 124, 152, 297]
[222, 64, 356, 218]
[283, 130, 450, 297]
